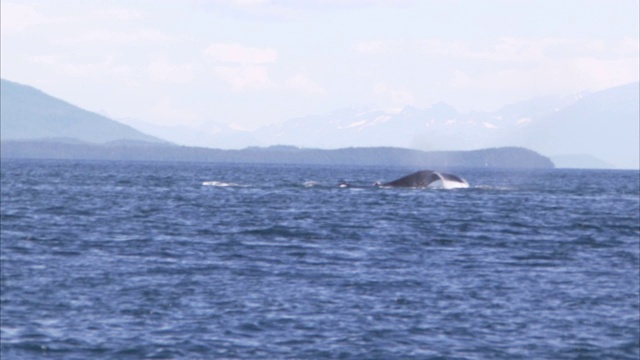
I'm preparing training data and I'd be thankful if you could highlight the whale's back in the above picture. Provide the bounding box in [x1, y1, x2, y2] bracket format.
[382, 170, 441, 188]
[383, 170, 469, 188]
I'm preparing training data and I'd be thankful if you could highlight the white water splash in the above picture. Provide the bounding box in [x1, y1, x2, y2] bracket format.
[202, 181, 245, 187]
[303, 181, 320, 188]
[439, 178, 470, 189]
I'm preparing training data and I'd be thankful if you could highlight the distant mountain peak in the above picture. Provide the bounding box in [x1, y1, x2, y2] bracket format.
[1, 78, 166, 144]
[3, 78, 636, 169]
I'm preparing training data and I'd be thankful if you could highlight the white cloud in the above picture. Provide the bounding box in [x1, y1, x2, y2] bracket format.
[148, 60, 194, 83]
[204, 43, 277, 64]
[27, 55, 137, 84]
[358, 36, 638, 103]
[361, 36, 638, 64]
[231, 0, 270, 5]
[445, 38, 639, 99]
[417, 37, 556, 63]
[205, 43, 278, 91]
[91, 8, 144, 21]
[374, 83, 414, 109]
[59, 28, 175, 45]
[28, 55, 58, 66]
[62, 58, 133, 80]
[201, 0, 409, 21]
[0, 2, 61, 33]
[451, 55, 639, 95]
[356, 40, 398, 54]
[213, 65, 275, 91]
[1, 3, 147, 34]
[517, 118, 532, 126]
[286, 74, 324, 95]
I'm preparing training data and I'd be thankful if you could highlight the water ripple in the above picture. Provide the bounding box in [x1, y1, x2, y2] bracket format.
[1, 161, 639, 359]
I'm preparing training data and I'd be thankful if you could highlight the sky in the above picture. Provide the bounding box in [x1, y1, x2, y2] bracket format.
[1, 0, 638, 131]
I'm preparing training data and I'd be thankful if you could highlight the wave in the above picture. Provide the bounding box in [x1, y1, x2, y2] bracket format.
[438, 177, 469, 189]
[202, 181, 247, 187]
[472, 185, 515, 191]
[303, 181, 321, 188]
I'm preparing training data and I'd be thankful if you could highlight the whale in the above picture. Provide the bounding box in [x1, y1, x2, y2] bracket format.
[382, 170, 468, 189]
[339, 170, 469, 189]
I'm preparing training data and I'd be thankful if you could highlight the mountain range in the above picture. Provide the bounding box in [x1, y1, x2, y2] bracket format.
[1, 78, 637, 169]
[120, 82, 639, 169]
[0, 79, 165, 144]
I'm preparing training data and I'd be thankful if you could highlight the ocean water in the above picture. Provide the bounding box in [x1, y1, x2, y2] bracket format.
[1, 159, 639, 359]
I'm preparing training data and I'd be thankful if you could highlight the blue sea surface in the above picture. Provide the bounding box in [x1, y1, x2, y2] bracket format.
[1, 160, 639, 359]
